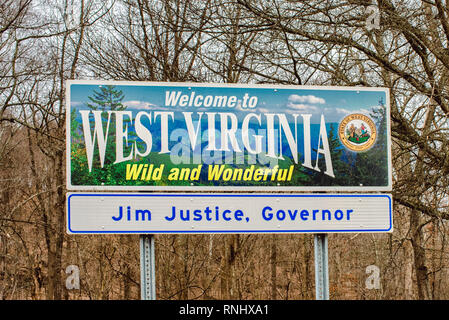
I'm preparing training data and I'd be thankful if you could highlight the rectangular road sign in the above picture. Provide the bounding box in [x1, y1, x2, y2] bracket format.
[67, 193, 392, 234]
[67, 80, 392, 192]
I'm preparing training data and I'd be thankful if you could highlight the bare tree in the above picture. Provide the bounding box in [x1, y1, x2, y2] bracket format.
[235, 0, 449, 299]
[1, 0, 449, 300]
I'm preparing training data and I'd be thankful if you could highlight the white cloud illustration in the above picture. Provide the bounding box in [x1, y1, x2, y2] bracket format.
[124, 100, 159, 110]
[287, 103, 318, 112]
[288, 94, 326, 105]
[71, 101, 83, 107]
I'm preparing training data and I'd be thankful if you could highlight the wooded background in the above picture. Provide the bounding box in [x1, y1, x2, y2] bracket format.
[1, 0, 448, 300]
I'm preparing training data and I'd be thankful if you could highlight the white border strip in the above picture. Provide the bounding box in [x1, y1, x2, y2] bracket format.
[65, 80, 392, 192]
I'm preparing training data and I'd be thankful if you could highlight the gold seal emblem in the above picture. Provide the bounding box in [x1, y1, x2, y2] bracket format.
[338, 113, 377, 152]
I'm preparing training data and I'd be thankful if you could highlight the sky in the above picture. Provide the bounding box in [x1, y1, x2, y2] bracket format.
[70, 83, 387, 124]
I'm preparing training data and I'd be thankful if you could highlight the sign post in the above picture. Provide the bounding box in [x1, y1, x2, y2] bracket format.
[140, 234, 156, 300]
[314, 233, 329, 300]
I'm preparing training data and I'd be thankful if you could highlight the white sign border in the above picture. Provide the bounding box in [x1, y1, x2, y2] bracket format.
[66, 80, 392, 192]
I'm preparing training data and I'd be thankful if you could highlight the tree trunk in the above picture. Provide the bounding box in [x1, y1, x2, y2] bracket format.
[404, 240, 414, 299]
[220, 235, 239, 299]
[270, 235, 277, 300]
[410, 210, 430, 299]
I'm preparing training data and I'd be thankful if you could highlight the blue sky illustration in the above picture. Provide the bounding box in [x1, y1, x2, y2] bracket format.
[70, 83, 387, 124]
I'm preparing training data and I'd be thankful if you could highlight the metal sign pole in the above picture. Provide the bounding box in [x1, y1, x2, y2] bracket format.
[140, 234, 156, 300]
[314, 233, 329, 300]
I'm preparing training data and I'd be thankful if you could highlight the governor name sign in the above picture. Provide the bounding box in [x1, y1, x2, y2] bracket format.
[67, 193, 392, 234]
[66, 80, 392, 191]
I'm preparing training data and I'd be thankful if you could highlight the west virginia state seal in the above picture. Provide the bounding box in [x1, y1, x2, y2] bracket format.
[338, 113, 377, 152]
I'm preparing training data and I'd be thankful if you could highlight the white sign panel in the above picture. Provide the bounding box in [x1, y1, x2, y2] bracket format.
[67, 193, 392, 234]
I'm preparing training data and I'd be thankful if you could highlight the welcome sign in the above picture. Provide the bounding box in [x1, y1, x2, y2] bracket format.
[66, 80, 391, 191]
